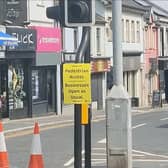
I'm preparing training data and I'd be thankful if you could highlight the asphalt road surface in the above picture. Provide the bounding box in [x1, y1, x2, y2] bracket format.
[4, 109, 168, 168]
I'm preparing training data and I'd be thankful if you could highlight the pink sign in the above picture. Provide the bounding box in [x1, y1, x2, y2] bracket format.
[31, 26, 62, 52]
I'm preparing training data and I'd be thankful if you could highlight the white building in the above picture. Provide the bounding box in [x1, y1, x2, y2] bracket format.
[104, 0, 148, 107]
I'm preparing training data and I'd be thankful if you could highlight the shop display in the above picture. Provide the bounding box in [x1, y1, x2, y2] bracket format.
[8, 64, 26, 109]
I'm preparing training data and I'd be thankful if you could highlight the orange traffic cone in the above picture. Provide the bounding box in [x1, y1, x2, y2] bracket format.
[0, 121, 10, 168]
[28, 122, 44, 168]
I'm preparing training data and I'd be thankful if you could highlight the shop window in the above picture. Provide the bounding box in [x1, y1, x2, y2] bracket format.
[32, 69, 47, 101]
[8, 64, 26, 110]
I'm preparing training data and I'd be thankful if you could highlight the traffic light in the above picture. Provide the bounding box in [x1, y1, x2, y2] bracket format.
[64, 0, 95, 27]
[46, 1, 65, 26]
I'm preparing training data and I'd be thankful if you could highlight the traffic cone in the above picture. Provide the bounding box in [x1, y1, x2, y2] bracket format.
[28, 122, 44, 168]
[0, 121, 10, 168]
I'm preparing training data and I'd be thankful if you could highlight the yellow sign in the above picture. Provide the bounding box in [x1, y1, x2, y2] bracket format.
[63, 63, 91, 104]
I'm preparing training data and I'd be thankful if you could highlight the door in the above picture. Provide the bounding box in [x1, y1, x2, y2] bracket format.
[47, 69, 56, 112]
[0, 63, 8, 118]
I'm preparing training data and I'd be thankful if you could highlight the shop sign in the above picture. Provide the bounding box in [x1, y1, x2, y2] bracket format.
[63, 63, 91, 104]
[91, 59, 111, 73]
[31, 26, 62, 52]
[6, 27, 36, 52]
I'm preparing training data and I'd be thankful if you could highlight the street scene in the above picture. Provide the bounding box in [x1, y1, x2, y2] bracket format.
[0, 0, 168, 168]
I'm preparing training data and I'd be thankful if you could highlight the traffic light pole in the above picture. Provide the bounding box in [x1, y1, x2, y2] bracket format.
[74, 27, 90, 168]
[74, 104, 82, 168]
[84, 27, 91, 168]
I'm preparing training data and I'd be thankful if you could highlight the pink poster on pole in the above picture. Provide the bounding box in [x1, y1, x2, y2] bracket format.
[32, 26, 62, 52]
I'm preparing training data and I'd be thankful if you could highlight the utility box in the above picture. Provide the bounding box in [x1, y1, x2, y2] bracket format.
[106, 85, 132, 168]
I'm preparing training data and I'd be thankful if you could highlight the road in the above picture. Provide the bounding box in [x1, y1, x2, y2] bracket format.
[133, 111, 168, 168]
[4, 110, 168, 168]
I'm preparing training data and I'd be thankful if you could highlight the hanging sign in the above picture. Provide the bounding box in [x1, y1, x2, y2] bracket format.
[63, 63, 91, 104]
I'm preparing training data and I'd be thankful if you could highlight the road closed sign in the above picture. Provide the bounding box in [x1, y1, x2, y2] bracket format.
[63, 63, 91, 104]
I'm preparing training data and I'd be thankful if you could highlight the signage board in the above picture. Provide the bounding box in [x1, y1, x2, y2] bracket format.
[32, 26, 62, 52]
[6, 27, 36, 52]
[63, 63, 91, 104]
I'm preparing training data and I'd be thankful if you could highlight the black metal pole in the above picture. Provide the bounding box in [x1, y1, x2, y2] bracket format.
[74, 27, 90, 168]
[85, 107, 91, 168]
[74, 104, 82, 168]
[84, 27, 91, 168]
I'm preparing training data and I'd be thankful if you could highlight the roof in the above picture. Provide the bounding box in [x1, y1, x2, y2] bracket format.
[122, 0, 147, 11]
[104, 0, 149, 12]
[135, 0, 168, 16]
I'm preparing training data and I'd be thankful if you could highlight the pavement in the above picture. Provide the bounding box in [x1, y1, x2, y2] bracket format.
[2, 103, 168, 136]
[2, 104, 105, 136]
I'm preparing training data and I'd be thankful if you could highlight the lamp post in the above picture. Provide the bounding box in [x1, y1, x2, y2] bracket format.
[106, 0, 132, 167]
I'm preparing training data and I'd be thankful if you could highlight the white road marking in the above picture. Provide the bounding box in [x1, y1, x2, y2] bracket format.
[92, 153, 106, 156]
[92, 147, 106, 150]
[133, 159, 168, 162]
[133, 149, 168, 159]
[64, 150, 85, 167]
[98, 138, 106, 144]
[98, 123, 147, 144]
[132, 154, 145, 157]
[132, 123, 147, 129]
[160, 117, 168, 121]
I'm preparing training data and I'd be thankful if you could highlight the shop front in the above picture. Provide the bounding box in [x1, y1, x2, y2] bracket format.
[30, 26, 62, 116]
[5, 27, 36, 119]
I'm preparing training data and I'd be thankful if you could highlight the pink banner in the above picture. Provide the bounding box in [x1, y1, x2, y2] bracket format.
[32, 26, 62, 52]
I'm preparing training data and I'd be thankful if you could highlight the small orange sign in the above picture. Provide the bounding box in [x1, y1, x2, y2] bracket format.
[81, 103, 88, 125]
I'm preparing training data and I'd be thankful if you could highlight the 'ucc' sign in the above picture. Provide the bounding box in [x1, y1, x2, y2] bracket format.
[6, 27, 36, 51]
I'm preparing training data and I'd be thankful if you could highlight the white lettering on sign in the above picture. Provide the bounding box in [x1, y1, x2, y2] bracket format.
[12, 33, 34, 44]
[39, 37, 60, 44]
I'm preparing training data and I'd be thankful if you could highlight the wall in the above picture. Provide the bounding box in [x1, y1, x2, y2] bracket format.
[28, 0, 54, 27]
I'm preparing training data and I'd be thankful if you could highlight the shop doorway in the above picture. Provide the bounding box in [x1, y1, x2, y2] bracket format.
[47, 70, 56, 112]
[8, 62, 28, 119]
[0, 64, 8, 118]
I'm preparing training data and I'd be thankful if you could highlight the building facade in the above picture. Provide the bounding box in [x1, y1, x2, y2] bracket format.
[104, 0, 148, 107]
[0, 0, 63, 119]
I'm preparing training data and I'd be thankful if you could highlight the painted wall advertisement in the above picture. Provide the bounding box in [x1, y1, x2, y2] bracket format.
[63, 63, 91, 104]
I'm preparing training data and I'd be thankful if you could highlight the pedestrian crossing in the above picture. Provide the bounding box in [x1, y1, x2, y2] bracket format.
[64, 138, 168, 167]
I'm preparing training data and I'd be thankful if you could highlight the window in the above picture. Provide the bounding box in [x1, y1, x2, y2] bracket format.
[32, 69, 47, 101]
[37, 0, 45, 7]
[106, 17, 112, 42]
[166, 29, 168, 55]
[8, 63, 26, 110]
[136, 21, 140, 43]
[126, 20, 130, 42]
[96, 27, 101, 54]
[32, 71, 39, 100]
[122, 19, 124, 42]
[74, 28, 78, 50]
[131, 21, 135, 43]
[152, 28, 156, 49]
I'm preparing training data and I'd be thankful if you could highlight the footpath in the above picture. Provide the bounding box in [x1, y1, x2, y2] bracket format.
[2, 105, 105, 136]
[2, 103, 168, 136]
